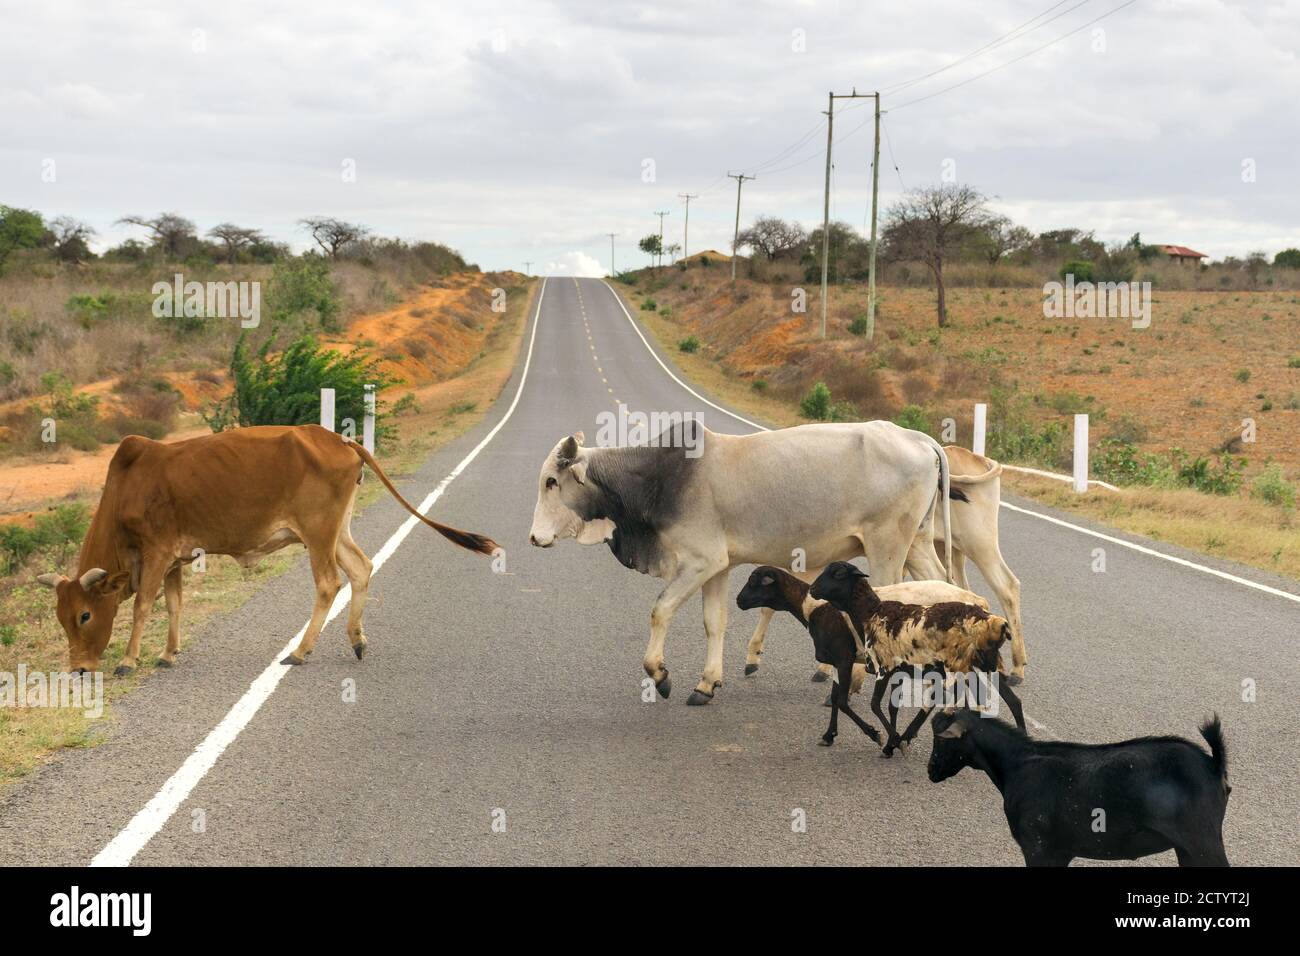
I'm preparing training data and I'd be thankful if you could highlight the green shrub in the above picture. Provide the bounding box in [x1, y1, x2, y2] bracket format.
[892, 404, 931, 435]
[641, 298, 657, 312]
[0, 503, 89, 574]
[799, 381, 833, 420]
[0, 624, 15, 647]
[1250, 463, 1296, 509]
[268, 255, 341, 331]
[751, 379, 768, 393]
[677, 335, 700, 353]
[829, 400, 859, 423]
[204, 332, 398, 446]
[1235, 368, 1251, 383]
[1172, 450, 1245, 496]
[1060, 260, 1094, 282]
[1287, 356, 1300, 369]
[1092, 439, 1172, 487]
[848, 314, 869, 337]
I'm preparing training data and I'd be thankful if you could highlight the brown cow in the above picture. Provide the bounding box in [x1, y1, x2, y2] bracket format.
[37, 424, 496, 674]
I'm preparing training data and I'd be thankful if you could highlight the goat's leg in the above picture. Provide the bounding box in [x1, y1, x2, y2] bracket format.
[997, 675, 1027, 730]
[834, 662, 882, 746]
[744, 608, 774, 676]
[820, 680, 841, 746]
[870, 673, 901, 757]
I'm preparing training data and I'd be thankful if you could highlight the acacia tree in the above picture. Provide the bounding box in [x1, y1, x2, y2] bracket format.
[638, 233, 662, 268]
[48, 216, 96, 264]
[883, 184, 991, 327]
[738, 215, 807, 260]
[208, 223, 265, 263]
[299, 217, 369, 258]
[970, 215, 1033, 265]
[116, 212, 197, 260]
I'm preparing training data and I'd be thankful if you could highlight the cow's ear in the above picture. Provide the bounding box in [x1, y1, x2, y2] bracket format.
[93, 571, 131, 597]
[573, 431, 585, 445]
[559, 435, 579, 460]
[569, 458, 588, 485]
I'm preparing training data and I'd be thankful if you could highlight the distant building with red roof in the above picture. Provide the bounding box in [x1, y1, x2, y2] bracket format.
[1156, 244, 1208, 265]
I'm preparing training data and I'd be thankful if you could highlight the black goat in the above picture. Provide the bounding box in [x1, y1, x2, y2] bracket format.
[736, 566, 883, 748]
[928, 709, 1232, 867]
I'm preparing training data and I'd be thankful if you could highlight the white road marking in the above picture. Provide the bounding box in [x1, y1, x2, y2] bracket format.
[91, 278, 552, 867]
[1001, 501, 1300, 604]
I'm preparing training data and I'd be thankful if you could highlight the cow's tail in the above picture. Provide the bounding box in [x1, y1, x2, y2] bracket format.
[914, 432, 954, 584]
[344, 438, 499, 556]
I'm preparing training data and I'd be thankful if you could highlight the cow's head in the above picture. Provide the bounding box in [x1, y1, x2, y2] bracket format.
[37, 569, 131, 672]
[529, 433, 615, 548]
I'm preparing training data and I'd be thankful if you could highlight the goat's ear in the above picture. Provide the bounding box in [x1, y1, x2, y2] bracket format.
[937, 721, 967, 740]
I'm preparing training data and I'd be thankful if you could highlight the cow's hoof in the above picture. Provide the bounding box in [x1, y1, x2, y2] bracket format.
[686, 689, 714, 706]
[281, 653, 306, 666]
[1006, 673, 1024, 687]
[156, 658, 174, 669]
[818, 735, 835, 747]
[810, 669, 829, 683]
[353, 640, 367, 661]
[744, 662, 759, 676]
[113, 664, 134, 677]
[655, 674, 671, 699]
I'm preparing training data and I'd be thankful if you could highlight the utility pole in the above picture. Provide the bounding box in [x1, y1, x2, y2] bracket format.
[654, 210, 670, 269]
[523, 261, 532, 276]
[678, 193, 698, 261]
[607, 233, 617, 277]
[866, 92, 881, 341]
[819, 88, 872, 338]
[727, 172, 754, 282]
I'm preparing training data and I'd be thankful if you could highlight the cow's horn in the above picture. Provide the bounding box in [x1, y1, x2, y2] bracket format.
[78, 568, 109, 590]
[36, 573, 66, 589]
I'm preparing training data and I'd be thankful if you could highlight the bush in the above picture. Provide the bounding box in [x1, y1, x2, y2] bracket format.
[1092, 439, 1172, 486]
[1235, 368, 1251, 383]
[677, 335, 699, 353]
[1250, 463, 1296, 509]
[641, 298, 657, 312]
[204, 332, 399, 447]
[892, 404, 931, 435]
[1060, 260, 1094, 282]
[0, 503, 90, 575]
[848, 314, 869, 336]
[751, 379, 768, 393]
[800, 381, 833, 420]
[268, 255, 341, 331]
[1172, 450, 1245, 496]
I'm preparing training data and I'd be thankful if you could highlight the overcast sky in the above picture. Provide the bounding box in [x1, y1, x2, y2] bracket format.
[2, 0, 1296, 275]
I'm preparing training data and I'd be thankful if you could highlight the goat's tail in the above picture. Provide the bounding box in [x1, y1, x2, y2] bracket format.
[344, 437, 499, 556]
[1200, 713, 1229, 785]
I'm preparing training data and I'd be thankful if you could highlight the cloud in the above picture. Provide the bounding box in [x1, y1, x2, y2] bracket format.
[544, 251, 606, 277]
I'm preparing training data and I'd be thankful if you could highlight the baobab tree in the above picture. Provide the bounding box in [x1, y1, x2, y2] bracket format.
[883, 184, 992, 327]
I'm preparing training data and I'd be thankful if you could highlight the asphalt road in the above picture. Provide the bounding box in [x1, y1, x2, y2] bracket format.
[2, 276, 1297, 866]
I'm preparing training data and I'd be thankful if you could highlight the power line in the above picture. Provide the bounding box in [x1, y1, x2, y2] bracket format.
[890, 0, 1137, 112]
[882, 0, 1090, 96]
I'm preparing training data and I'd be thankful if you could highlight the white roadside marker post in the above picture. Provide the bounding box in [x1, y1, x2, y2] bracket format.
[972, 403, 987, 457]
[320, 388, 336, 432]
[363, 385, 376, 453]
[1073, 414, 1089, 492]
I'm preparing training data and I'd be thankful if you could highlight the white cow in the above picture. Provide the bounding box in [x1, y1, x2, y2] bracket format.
[528, 420, 956, 705]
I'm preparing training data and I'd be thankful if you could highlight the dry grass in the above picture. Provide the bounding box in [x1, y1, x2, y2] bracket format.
[624, 270, 1298, 582]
